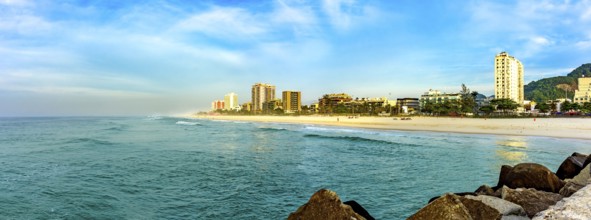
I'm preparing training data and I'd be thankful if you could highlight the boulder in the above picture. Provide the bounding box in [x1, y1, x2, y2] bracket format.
[408, 194, 472, 220]
[463, 195, 527, 217]
[559, 181, 585, 197]
[555, 152, 588, 180]
[569, 164, 591, 186]
[474, 185, 501, 198]
[501, 186, 563, 218]
[496, 165, 513, 188]
[428, 192, 475, 204]
[533, 184, 591, 219]
[344, 200, 375, 220]
[287, 189, 366, 220]
[559, 164, 591, 197]
[499, 163, 564, 193]
[458, 196, 500, 220]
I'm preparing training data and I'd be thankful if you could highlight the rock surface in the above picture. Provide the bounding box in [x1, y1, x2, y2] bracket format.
[287, 189, 365, 220]
[555, 153, 588, 180]
[463, 195, 527, 217]
[500, 163, 564, 193]
[533, 183, 591, 219]
[407, 194, 472, 220]
[501, 186, 563, 218]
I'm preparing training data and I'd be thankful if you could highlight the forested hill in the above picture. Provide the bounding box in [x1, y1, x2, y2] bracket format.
[524, 63, 591, 102]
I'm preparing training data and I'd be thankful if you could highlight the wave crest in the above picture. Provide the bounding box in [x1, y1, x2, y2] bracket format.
[176, 121, 201, 126]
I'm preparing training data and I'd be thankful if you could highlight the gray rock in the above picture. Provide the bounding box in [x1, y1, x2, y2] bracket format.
[533, 183, 591, 219]
[559, 181, 585, 197]
[501, 186, 563, 218]
[464, 195, 527, 217]
[287, 189, 365, 220]
[407, 193, 473, 220]
[569, 164, 590, 186]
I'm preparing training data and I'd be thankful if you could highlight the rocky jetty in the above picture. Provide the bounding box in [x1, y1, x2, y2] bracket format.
[288, 153, 591, 219]
[408, 152, 591, 219]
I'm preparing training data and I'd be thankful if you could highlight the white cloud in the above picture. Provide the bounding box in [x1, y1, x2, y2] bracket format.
[172, 7, 266, 39]
[0, 15, 53, 35]
[0, 0, 31, 6]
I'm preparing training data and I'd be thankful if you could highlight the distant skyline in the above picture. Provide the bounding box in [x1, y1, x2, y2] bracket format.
[2, 0, 591, 116]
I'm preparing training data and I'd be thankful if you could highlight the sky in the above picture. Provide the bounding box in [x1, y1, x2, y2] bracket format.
[2, 0, 591, 116]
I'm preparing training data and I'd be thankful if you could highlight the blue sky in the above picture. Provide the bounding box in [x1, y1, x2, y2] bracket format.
[2, 0, 591, 116]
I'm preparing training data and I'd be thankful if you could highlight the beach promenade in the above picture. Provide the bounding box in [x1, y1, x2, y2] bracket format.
[192, 115, 591, 140]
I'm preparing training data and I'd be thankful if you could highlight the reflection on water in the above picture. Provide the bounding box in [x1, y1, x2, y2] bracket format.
[496, 137, 528, 148]
[495, 137, 529, 163]
[496, 150, 528, 162]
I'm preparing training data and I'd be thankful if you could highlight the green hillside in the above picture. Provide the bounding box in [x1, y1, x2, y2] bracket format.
[524, 63, 591, 102]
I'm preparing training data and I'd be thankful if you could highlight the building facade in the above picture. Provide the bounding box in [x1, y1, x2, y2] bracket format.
[396, 98, 419, 114]
[574, 76, 591, 104]
[224, 92, 239, 110]
[251, 83, 276, 113]
[419, 89, 461, 110]
[282, 91, 302, 113]
[494, 52, 524, 104]
[211, 100, 224, 110]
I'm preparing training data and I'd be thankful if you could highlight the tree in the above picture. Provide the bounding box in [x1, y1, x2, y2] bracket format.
[581, 102, 591, 114]
[537, 102, 550, 113]
[459, 84, 476, 114]
[556, 84, 574, 100]
[491, 98, 519, 113]
[479, 105, 495, 115]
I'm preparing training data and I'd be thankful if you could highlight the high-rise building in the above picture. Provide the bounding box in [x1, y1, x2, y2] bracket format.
[224, 92, 238, 110]
[574, 76, 591, 104]
[252, 83, 275, 112]
[494, 52, 524, 104]
[282, 91, 301, 113]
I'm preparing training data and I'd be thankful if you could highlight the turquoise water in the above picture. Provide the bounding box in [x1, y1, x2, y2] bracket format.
[1, 117, 591, 219]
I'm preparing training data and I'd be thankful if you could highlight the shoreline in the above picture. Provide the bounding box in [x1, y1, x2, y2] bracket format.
[189, 115, 591, 140]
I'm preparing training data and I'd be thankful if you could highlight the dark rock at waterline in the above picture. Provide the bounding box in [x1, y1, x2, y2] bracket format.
[287, 189, 366, 220]
[408, 194, 472, 220]
[344, 200, 375, 220]
[501, 186, 563, 218]
[474, 185, 501, 197]
[555, 152, 588, 180]
[499, 163, 564, 193]
[496, 165, 513, 188]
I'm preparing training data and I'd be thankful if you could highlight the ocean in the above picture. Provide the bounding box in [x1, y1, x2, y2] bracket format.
[1, 116, 591, 219]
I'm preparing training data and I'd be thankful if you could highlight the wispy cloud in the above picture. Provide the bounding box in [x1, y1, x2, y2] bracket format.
[322, 0, 378, 30]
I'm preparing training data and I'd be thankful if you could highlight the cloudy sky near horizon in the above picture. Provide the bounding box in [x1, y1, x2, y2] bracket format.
[2, 0, 591, 116]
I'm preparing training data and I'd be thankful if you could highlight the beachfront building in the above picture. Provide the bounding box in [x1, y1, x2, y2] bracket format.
[262, 99, 282, 114]
[241, 102, 252, 112]
[252, 83, 276, 113]
[211, 100, 224, 111]
[419, 89, 461, 110]
[282, 91, 302, 114]
[574, 76, 591, 104]
[397, 98, 420, 114]
[494, 52, 524, 104]
[224, 92, 239, 111]
[318, 93, 353, 114]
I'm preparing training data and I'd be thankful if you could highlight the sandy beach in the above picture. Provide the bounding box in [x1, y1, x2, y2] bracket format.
[191, 115, 591, 140]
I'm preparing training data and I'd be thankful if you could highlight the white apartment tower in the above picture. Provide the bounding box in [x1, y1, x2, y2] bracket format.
[494, 52, 524, 104]
[224, 92, 238, 110]
[251, 83, 275, 112]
